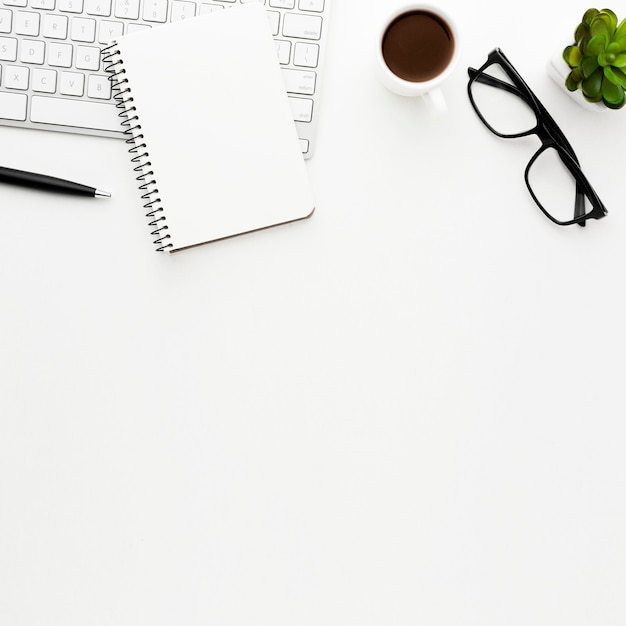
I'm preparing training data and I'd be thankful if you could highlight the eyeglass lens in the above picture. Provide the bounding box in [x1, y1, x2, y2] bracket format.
[526, 146, 587, 224]
[469, 63, 537, 135]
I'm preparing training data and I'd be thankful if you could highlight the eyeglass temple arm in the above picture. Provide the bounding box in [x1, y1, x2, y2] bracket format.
[575, 181, 587, 225]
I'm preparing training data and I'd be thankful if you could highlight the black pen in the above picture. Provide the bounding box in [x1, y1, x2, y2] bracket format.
[0, 165, 110, 198]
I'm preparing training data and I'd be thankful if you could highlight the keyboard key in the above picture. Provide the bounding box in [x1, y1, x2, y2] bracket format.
[0, 36, 18, 61]
[20, 39, 45, 64]
[114, 0, 139, 19]
[70, 16, 96, 40]
[32, 67, 57, 92]
[288, 95, 312, 122]
[281, 67, 315, 95]
[282, 12, 321, 39]
[98, 18, 123, 42]
[59, 69, 84, 95]
[293, 41, 318, 67]
[57, 0, 84, 13]
[265, 9, 278, 34]
[298, 0, 323, 11]
[198, 2, 223, 12]
[47, 41, 72, 66]
[274, 38, 291, 64]
[87, 72, 111, 98]
[0, 9, 12, 34]
[0, 91, 27, 119]
[42, 13, 69, 38]
[143, 0, 168, 22]
[30, 0, 57, 9]
[14, 11, 40, 36]
[170, 1, 196, 21]
[30, 94, 120, 130]
[85, 0, 112, 16]
[126, 22, 149, 32]
[75, 44, 100, 69]
[4, 64, 29, 88]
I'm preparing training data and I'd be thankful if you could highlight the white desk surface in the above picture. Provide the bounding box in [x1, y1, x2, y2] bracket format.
[2, 1, 625, 624]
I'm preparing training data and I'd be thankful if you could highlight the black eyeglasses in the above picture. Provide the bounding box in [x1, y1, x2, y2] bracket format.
[467, 48, 608, 227]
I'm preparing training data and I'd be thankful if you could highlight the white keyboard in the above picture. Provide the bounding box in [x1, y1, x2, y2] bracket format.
[0, 0, 329, 157]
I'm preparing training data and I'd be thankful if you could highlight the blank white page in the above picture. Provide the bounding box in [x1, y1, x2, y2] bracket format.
[112, 3, 315, 251]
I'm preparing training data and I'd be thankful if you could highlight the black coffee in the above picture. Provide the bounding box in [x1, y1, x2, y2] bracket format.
[382, 11, 454, 82]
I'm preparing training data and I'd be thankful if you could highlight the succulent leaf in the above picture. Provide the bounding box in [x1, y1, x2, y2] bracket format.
[563, 45, 582, 66]
[613, 52, 626, 67]
[616, 17, 626, 39]
[591, 16, 611, 38]
[583, 8, 600, 26]
[604, 95, 625, 107]
[601, 74, 626, 106]
[575, 22, 590, 45]
[582, 66, 604, 98]
[604, 65, 626, 87]
[617, 34, 626, 51]
[605, 92, 625, 107]
[581, 55, 600, 77]
[566, 68, 583, 90]
[597, 9, 618, 34]
[600, 8, 618, 22]
[587, 33, 608, 55]
[599, 52, 616, 66]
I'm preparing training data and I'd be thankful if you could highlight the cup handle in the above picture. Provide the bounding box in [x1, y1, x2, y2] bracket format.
[423, 87, 447, 114]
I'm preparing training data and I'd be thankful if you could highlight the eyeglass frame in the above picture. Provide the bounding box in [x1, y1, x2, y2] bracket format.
[467, 48, 608, 227]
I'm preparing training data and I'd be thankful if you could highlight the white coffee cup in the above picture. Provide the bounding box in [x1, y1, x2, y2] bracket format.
[375, 4, 460, 112]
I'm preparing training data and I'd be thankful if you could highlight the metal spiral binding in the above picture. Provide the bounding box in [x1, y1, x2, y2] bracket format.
[102, 43, 173, 252]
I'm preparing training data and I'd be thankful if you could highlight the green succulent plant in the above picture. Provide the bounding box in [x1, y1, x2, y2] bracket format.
[562, 7, 626, 109]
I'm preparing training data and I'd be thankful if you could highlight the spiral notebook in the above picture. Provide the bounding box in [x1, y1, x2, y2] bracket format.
[103, 3, 315, 252]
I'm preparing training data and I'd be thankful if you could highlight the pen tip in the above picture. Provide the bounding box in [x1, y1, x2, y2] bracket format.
[95, 189, 111, 198]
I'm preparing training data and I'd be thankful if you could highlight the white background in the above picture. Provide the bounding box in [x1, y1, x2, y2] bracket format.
[2, 0, 625, 624]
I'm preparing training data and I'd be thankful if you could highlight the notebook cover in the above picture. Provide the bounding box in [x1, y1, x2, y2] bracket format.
[110, 3, 315, 252]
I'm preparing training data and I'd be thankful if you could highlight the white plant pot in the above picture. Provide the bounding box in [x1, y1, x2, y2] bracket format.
[547, 48, 608, 112]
